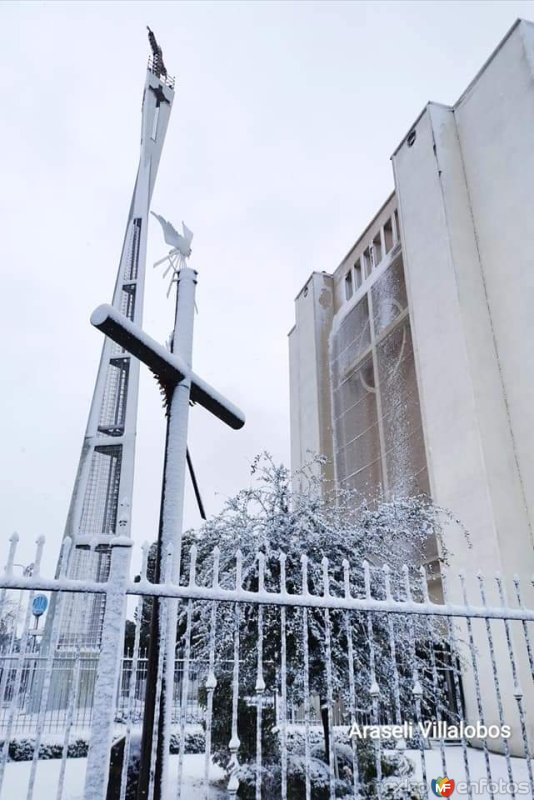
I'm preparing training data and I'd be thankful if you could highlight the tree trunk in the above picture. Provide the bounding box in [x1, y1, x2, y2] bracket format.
[320, 697, 330, 765]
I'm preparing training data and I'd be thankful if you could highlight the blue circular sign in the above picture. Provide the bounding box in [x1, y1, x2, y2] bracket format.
[32, 594, 48, 617]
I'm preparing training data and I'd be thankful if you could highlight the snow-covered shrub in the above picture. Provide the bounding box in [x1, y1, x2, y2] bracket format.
[67, 738, 89, 759]
[236, 754, 350, 800]
[2, 727, 205, 764]
[3, 735, 89, 761]
[198, 681, 279, 772]
[169, 728, 205, 754]
[236, 740, 423, 799]
[106, 727, 206, 799]
[177, 454, 465, 797]
[7, 738, 34, 761]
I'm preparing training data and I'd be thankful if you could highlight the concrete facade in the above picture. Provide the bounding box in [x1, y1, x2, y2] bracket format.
[289, 19, 534, 754]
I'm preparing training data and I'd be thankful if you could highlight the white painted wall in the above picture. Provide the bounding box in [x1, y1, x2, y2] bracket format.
[392, 20, 534, 753]
[289, 273, 335, 485]
[289, 18, 534, 756]
[454, 21, 534, 550]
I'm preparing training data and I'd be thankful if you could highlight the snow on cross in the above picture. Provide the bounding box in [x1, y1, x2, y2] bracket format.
[90, 303, 245, 430]
[89, 221, 245, 800]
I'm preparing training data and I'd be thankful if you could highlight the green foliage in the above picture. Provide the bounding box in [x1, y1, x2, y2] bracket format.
[2, 736, 89, 761]
[199, 677, 279, 773]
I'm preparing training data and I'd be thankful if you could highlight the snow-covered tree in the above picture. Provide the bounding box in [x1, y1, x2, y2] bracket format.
[178, 454, 464, 797]
[0, 595, 18, 652]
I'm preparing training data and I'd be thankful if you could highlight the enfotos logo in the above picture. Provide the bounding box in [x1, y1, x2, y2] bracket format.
[431, 776, 455, 797]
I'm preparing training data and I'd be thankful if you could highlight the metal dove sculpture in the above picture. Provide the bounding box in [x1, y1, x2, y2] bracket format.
[151, 212, 193, 258]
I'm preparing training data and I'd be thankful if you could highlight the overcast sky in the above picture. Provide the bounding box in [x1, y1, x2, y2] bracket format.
[2, 0, 534, 574]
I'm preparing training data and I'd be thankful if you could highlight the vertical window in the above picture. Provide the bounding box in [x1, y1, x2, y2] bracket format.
[151, 106, 160, 141]
[354, 259, 363, 289]
[126, 219, 142, 281]
[394, 209, 400, 244]
[331, 258, 429, 500]
[345, 270, 354, 301]
[362, 247, 372, 275]
[383, 218, 394, 254]
[372, 232, 382, 266]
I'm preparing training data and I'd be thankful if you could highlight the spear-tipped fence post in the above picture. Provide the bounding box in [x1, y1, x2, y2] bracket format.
[84, 539, 132, 800]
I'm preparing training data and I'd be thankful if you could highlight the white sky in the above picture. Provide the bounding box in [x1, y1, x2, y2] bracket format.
[2, 0, 534, 575]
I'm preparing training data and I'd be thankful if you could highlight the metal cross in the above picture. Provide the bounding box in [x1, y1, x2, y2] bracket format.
[91, 242, 244, 800]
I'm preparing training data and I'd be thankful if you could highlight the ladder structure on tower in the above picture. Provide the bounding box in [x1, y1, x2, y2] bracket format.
[51, 34, 175, 649]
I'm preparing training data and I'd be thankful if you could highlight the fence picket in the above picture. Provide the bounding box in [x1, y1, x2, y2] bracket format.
[0, 536, 532, 800]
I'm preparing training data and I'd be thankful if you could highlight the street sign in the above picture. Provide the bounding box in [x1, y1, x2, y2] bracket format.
[32, 594, 48, 618]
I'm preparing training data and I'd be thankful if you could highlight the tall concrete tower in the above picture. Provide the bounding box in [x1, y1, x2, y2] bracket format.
[54, 33, 175, 648]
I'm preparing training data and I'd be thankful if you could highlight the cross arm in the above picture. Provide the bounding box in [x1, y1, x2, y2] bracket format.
[91, 303, 187, 385]
[90, 304, 245, 430]
[189, 368, 245, 431]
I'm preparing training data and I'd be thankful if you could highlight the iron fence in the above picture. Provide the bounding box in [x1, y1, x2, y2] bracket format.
[0, 652, 204, 735]
[0, 534, 532, 799]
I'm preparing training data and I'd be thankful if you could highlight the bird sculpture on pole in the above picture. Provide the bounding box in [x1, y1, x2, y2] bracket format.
[151, 212, 194, 297]
[151, 212, 193, 257]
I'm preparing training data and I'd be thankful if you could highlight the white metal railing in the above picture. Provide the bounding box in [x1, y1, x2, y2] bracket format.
[3, 545, 534, 622]
[147, 56, 175, 89]
[0, 653, 204, 735]
[0, 534, 532, 800]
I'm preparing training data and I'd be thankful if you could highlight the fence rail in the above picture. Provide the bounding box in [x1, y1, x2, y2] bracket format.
[0, 534, 532, 800]
[2, 561, 534, 622]
[0, 653, 204, 735]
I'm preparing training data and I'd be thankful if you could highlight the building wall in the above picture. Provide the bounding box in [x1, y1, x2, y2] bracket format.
[290, 23, 534, 579]
[454, 21, 534, 546]
[290, 19, 534, 754]
[290, 198, 437, 576]
[391, 20, 534, 752]
[330, 235, 429, 501]
[289, 272, 335, 487]
[391, 21, 534, 595]
[290, 197, 429, 502]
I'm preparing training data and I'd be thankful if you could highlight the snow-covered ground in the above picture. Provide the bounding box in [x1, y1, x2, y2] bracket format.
[2, 745, 532, 799]
[1, 754, 226, 799]
[406, 745, 533, 798]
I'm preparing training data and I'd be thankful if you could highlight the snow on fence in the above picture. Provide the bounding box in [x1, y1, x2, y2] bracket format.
[0, 533, 533, 800]
[0, 652, 203, 735]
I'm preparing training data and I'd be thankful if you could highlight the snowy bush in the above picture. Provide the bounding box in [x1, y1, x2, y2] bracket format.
[236, 739, 423, 799]
[2, 728, 204, 763]
[3, 735, 89, 761]
[169, 728, 205, 754]
[351, 742, 423, 798]
[177, 454, 464, 797]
